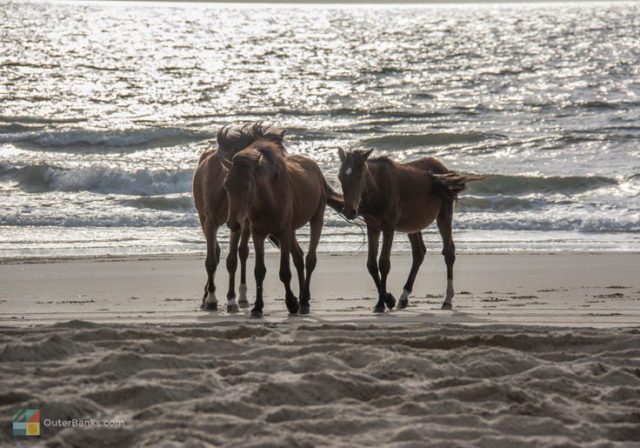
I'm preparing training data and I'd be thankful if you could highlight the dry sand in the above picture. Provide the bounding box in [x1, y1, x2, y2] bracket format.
[1, 253, 639, 447]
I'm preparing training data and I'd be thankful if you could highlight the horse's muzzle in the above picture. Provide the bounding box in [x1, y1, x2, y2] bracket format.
[343, 208, 357, 220]
[226, 221, 241, 231]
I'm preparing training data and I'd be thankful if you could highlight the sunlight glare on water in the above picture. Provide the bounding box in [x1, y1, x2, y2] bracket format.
[0, 1, 639, 258]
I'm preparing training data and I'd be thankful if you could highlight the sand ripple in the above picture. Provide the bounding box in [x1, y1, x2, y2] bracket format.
[1, 322, 639, 447]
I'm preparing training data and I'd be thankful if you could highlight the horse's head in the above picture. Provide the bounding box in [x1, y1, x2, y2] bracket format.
[222, 149, 261, 232]
[337, 147, 374, 220]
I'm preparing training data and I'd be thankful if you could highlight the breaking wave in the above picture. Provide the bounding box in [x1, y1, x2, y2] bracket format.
[0, 127, 213, 151]
[0, 162, 193, 196]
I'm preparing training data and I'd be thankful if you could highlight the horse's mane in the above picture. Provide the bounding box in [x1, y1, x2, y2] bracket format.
[217, 122, 287, 155]
[232, 142, 287, 180]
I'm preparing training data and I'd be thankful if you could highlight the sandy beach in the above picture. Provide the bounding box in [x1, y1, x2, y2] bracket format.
[1, 253, 639, 447]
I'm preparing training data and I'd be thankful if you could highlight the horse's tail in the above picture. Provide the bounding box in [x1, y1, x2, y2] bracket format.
[322, 176, 345, 214]
[432, 172, 486, 201]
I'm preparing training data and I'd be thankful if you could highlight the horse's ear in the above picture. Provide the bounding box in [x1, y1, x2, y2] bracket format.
[221, 157, 232, 170]
[362, 148, 374, 160]
[338, 148, 346, 163]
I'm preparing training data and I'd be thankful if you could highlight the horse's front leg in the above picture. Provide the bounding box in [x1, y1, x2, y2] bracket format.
[201, 220, 220, 311]
[237, 224, 251, 308]
[378, 229, 396, 311]
[225, 229, 241, 313]
[365, 225, 384, 313]
[251, 233, 267, 318]
[278, 232, 299, 314]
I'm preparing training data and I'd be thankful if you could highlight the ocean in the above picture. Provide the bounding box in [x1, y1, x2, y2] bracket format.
[1, 0, 639, 258]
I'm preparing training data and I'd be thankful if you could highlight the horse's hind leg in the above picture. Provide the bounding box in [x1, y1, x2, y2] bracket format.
[299, 204, 324, 315]
[202, 220, 219, 311]
[291, 235, 305, 305]
[437, 200, 456, 310]
[237, 224, 250, 308]
[399, 232, 426, 309]
[277, 231, 299, 314]
[225, 229, 241, 313]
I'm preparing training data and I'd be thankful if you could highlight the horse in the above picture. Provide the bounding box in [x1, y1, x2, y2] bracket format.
[337, 148, 483, 312]
[192, 123, 286, 313]
[223, 137, 343, 318]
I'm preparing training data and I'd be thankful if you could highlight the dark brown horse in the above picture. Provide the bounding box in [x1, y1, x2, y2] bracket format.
[223, 137, 342, 318]
[337, 148, 482, 312]
[192, 123, 286, 312]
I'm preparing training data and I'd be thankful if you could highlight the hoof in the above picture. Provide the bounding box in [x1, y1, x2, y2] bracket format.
[441, 302, 453, 310]
[299, 303, 310, 315]
[286, 297, 300, 314]
[250, 308, 263, 318]
[373, 304, 386, 313]
[398, 299, 408, 310]
[227, 303, 239, 314]
[238, 299, 250, 309]
[202, 302, 218, 311]
[384, 293, 396, 310]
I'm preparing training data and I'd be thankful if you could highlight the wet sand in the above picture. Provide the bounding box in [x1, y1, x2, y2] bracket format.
[0, 253, 639, 327]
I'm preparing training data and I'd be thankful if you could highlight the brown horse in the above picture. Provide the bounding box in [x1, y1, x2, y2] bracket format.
[337, 148, 482, 312]
[192, 123, 286, 312]
[223, 137, 342, 318]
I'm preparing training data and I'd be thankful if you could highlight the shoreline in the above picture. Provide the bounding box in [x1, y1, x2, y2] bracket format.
[2, 249, 639, 265]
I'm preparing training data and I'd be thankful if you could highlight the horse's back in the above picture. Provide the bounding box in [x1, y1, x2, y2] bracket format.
[285, 155, 326, 228]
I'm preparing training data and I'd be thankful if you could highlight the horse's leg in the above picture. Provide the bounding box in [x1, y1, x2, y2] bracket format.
[365, 225, 384, 313]
[399, 232, 426, 309]
[437, 200, 456, 310]
[225, 229, 240, 313]
[291, 235, 305, 305]
[299, 204, 324, 315]
[251, 233, 267, 318]
[202, 220, 219, 311]
[378, 229, 396, 311]
[238, 224, 251, 308]
[278, 231, 299, 314]
[198, 212, 208, 307]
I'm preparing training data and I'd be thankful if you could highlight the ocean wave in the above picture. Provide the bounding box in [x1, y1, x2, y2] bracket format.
[0, 123, 45, 134]
[454, 211, 640, 233]
[0, 127, 213, 151]
[0, 162, 193, 196]
[456, 195, 551, 213]
[364, 132, 500, 150]
[120, 195, 195, 211]
[0, 213, 198, 228]
[572, 100, 640, 111]
[466, 175, 618, 196]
